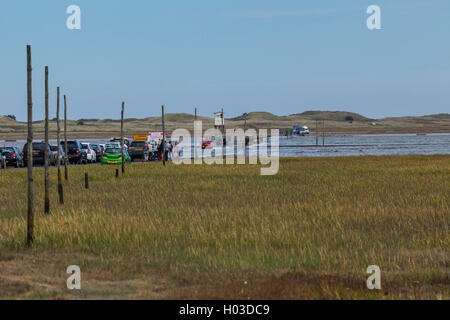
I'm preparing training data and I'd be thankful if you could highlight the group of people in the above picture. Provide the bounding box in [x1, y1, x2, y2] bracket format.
[154, 140, 173, 161]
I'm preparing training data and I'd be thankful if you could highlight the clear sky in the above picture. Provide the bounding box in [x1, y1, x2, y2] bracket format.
[1, 0, 449, 121]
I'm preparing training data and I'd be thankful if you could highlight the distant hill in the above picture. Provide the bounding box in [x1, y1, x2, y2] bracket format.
[230, 112, 283, 121]
[0, 115, 22, 125]
[230, 110, 375, 122]
[381, 113, 450, 122]
[1, 112, 449, 138]
[289, 111, 374, 122]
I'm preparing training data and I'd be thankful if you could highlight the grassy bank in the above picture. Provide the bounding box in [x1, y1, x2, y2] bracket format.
[0, 155, 448, 299]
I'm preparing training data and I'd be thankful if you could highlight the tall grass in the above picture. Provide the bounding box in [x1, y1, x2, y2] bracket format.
[0, 155, 448, 298]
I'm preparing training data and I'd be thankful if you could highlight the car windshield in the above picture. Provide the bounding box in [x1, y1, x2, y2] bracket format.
[81, 144, 88, 149]
[0, 147, 14, 153]
[66, 142, 79, 150]
[105, 148, 121, 154]
[131, 141, 146, 147]
[32, 143, 46, 150]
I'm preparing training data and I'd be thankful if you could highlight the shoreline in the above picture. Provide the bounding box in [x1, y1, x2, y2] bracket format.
[1, 131, 450, 141]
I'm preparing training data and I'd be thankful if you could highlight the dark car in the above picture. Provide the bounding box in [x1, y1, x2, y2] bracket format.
[0, 146, 24, 168]
[128, 140, 149, 161]
[61, 140, 84, 164]
[23, 142, 51, 166]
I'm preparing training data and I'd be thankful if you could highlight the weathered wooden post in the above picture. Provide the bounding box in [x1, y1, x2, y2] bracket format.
[2, 156, 6, 170]
[116, 168, 119, 178]
[121, 102, 125, 174]
[44, 66, 50, 214]
[85, 172, 89, 189]
[26, 45, 34, 246]
[64, 95, 68, 180]
[322, 120, 325, 146]
[315, 120, 319, 146]
[194, 107, 197, 160]
[56, 87, 64, 204]
[162, 105, 166, 166]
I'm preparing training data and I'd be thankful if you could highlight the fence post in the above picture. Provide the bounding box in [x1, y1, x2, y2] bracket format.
[26, 45, 34, 247]
[194, 107, 197, 160]
[322, 120, 325, 146]
[64, 94, 68, 180]
[121, 102, 125, 174]
[116, 168, 119, 178]
[56, 87, 64, 204]
[44, 66, 50, 214]
[162, 105, 166, 166]
[316, 120, 319, 146]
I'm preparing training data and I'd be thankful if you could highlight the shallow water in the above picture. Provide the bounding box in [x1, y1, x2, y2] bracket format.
[277, 133, 450, 157]
[1, 134, 449, 158]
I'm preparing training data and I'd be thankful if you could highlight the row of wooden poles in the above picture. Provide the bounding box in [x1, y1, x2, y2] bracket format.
[23, 44, 216, 246]
[24, 45, 159, 246]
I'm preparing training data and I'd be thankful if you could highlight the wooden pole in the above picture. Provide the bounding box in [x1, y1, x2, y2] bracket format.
[56, 87, 63, 204]
[26, 45, 34, 247]
[85, 172, 89, 189]
[221, 107, 224, 132]
[162, 105, 166, 166]
[121, 102, 125, 174]
[194, 107, 197, 159]
[322, 120, 325, 146]
[116, 168, 119, 178]
[316, 120, 319, 146]
[64, 95, 68, 180]
[44, 66, 50, 214]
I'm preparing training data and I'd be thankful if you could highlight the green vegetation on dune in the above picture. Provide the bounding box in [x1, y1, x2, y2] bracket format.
[0, 155, 448, 299]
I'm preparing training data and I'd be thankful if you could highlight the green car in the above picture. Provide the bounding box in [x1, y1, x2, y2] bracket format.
[101, 147, 131, 165]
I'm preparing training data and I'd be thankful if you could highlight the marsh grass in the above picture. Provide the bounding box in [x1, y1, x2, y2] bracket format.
[0, 155, 448, 299]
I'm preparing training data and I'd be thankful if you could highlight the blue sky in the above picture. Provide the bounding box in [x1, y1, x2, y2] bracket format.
[0, 0, 449, 121]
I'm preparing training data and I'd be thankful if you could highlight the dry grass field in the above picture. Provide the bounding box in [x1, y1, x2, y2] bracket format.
[0, 155, 448, 299]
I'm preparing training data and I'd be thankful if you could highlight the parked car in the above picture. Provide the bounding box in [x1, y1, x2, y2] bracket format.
[61, 140, 84, 164]
[105, 142, 121, 149]
[81, 143, 97, 163]
[202, 140, 214, 149]
[293, 125, 310, 136]
[23, 142, 51, 166]
[49, 145, 65, 166]
[0, 146, 24, 168]
[128, 140, 149, 161]
[101, 147, 131, 165]
[89, 143, 102, 162]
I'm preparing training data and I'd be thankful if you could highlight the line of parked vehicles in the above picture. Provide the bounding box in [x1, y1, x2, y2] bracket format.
[0, 138, 157, 168]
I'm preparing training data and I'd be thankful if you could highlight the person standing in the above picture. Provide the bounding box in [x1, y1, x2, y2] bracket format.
[169, 141, 173, 160]
[165, 140, 170, 162]
[157, 141, 163, 161]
